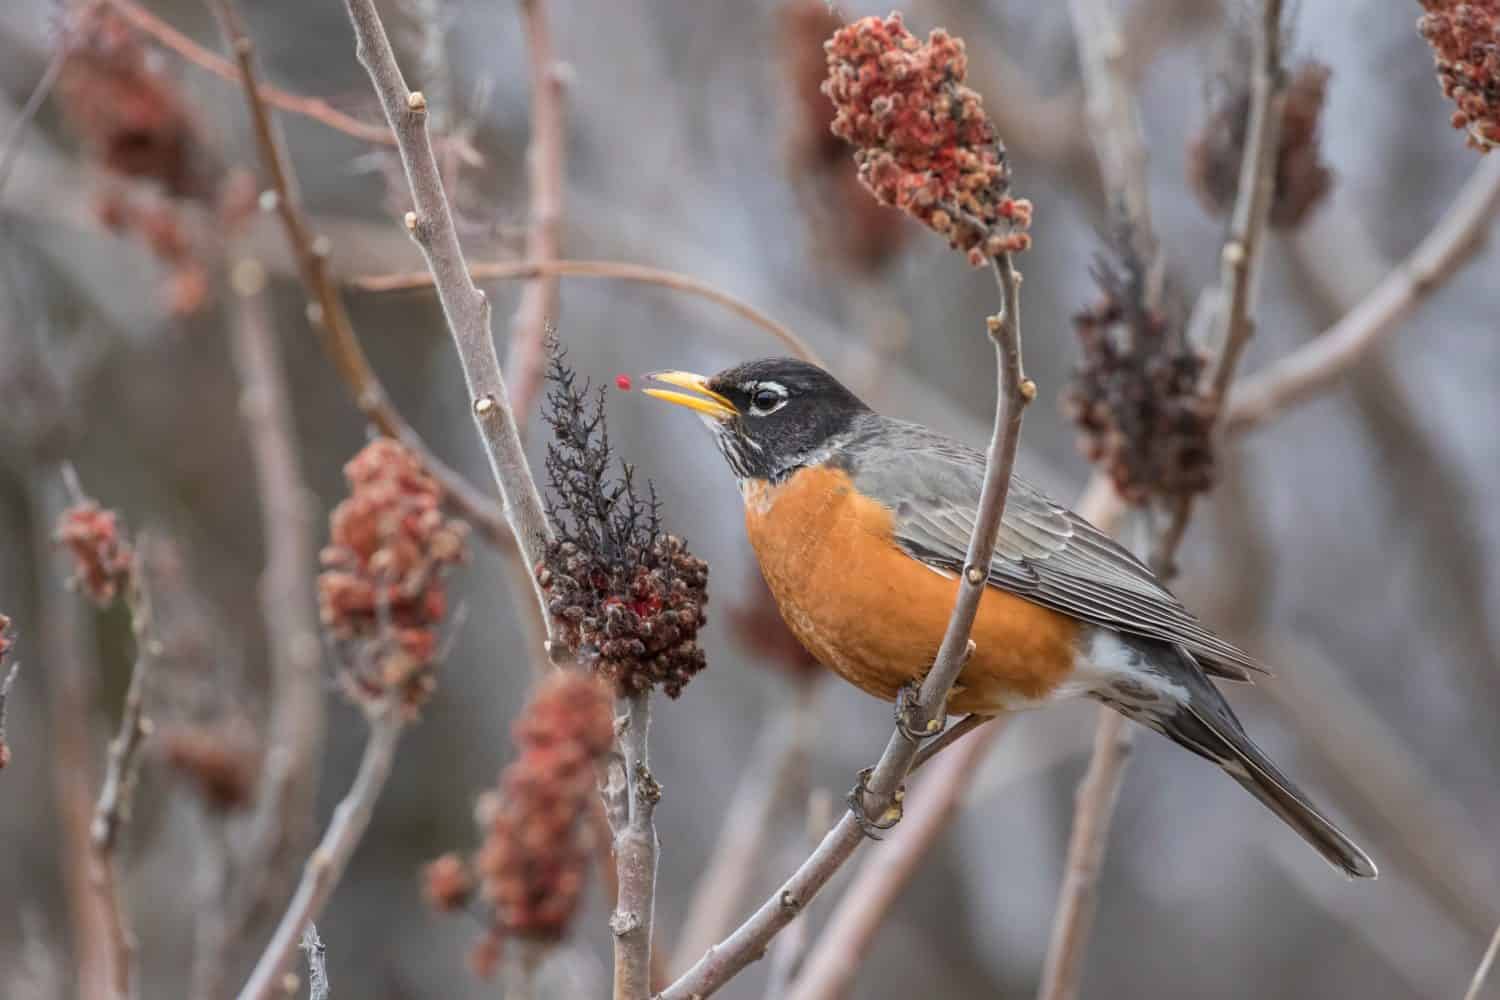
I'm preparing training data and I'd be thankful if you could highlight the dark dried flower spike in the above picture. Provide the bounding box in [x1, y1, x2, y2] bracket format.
[1063, 238, 1217, 505]
[822, 12, 1033, 266]
[1419, 1, 1500, 152]
[537, 342, 709, 697]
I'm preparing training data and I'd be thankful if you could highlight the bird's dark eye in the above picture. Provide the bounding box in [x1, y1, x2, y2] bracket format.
[750, 386, 785, 413]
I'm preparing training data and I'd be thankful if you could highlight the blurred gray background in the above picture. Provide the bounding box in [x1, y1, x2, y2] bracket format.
[2, 0, 1498, 997]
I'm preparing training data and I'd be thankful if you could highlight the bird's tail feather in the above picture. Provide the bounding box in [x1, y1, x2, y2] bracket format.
[1156, 698, 1378, 880]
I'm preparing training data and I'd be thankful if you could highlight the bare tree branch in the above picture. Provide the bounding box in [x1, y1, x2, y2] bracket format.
[505, 0, 567, 428]
[350, 258, 824, 365]
[1466, 922, 1500, 1000]
[1040, 3, 1283, 997]
[301, 923, 329, 1000]
[609, 692, 660, 1000]
[336, 0, 557, 624]
[236, 709, 403, 1000]
[89, 541, 162, 1000]
[219, 258, 326, 956]
[1228, 154, 1500, 433]
[670, 682, 820, 977]
[783, 718, 1009, 1000]
[208, 0, 513, 550]
[103, 0, 477, 159]
[659, 250, 1032, 1000]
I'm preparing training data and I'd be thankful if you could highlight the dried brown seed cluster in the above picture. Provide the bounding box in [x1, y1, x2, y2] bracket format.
[1064, 249, 1217, 505]
[779, 0, 910, 275]
[1188, 60, 1335, 229]
[823, 12, 1032, 265]
[55, 500, 134, 606]
[423, 670, 615, 977]
[318, 439, 469, 714]
[156, 719, 260, 812]
[537, 348, 709, 697]
[1419, 0, 1500, 151]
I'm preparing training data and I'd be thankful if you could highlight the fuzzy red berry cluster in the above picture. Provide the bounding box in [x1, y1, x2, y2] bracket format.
[1419, 0, 1500, 151]
[55, 500, 134, 606]
[537, 347, 710, 697]
[318, 439, 469, 713]
[1064, 251, 1218, 505]
[823, 12, 1032, 265]
[423, 670, 615, 977]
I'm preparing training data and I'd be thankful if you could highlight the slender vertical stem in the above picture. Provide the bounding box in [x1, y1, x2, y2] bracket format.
[611, 693, 659, 1000]
[236, 710, 403, 1000]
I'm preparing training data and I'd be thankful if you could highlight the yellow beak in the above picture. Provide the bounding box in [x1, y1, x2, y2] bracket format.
[643, 371, 737, 421]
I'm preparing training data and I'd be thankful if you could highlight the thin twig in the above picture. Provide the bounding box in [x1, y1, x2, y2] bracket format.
[301, 923, 330, 1000]
[90, 541, 161, 1000]
[0, 31, 70, 201]
[1038, 5, 1284, 997]
[30, 476, 114, 997]
[1227, 154, 1500, 434]
[1465, 922, 1500, 1000]
[103, 0, 476, 160]
[350, 258, 824, 366]
[783, 718, 1009, 1000]
[659, 250, 1032, 1000]
[220, 258, 326, 951]
[207, 1, 514, 550]
[235, 708, 403, 1000]
[610, 693, 659, 1000]
[670, 682, 820, 977]
[1035, 709, 1132, 1000]
[763, 790, 833, 999]
[337, 0, 557, 623]
[505, 0, 567, 428]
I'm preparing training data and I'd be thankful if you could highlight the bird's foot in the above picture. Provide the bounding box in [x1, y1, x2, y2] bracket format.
[894, 681, 946, 743]
[846, 766, 904, 840]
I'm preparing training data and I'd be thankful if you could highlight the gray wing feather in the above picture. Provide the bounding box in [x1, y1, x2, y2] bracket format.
[846, 417, 1266, 681]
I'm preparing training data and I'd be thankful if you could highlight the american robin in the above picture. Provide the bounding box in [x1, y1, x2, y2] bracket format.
[645, 357, 1376, 879]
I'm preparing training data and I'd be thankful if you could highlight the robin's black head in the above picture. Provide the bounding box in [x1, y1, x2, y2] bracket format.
[645, 358, 871, 482]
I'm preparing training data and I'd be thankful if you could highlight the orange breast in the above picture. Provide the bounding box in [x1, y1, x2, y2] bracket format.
[743, 466, 1081, 715]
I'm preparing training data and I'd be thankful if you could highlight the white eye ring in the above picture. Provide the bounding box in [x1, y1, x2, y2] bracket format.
[745, 381, 788, 416]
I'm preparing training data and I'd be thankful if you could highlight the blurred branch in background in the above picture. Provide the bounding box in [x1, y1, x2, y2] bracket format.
[1467, 922, 1500, 1000]
[1229, 154, 1500, 433]
[352, 258, 824, 365]
[1040, 1, 1286, 996]
[208, 257, 325, 988]
[504, 0, 566, 429]
[209, 0, 514, 550]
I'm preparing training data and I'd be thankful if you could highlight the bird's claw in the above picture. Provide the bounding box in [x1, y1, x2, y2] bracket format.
[894, 681, 945, 743]
[846, 766, 904, 840]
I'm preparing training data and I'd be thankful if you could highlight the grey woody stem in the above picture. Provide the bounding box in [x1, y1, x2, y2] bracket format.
[235, 709, 403, 1000]
[659, 250, 1032, 1000]
[610, 692, 660, 1000]
[339, 0, 553, 571]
